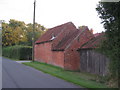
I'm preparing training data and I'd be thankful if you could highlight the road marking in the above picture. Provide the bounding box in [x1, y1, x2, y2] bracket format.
[16, 61, 32, 64]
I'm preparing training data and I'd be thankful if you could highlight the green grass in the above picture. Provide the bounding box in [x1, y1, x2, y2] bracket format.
[22, 61, 108, 89]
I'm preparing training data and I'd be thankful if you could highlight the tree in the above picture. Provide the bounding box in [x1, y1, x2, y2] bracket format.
[2, 23, 13, 46]
[2, 19, 27, 46]
[2, 19, 46, 46]
[96, 2, 120, 87]
[25, 23, 45, 46]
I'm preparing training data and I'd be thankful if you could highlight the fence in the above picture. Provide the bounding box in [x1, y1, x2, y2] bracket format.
[79, 49, 109, 76]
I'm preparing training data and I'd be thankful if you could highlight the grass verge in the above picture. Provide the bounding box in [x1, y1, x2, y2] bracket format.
[22, 61, 108, 89]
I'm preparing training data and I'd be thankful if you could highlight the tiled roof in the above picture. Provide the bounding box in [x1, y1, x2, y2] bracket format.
[80, 33, 105, 49]
[35, 22, 76, 44]
[52, 29, 80, 50]
[35, 22, 103, 51]
[52, 26, 94, 51]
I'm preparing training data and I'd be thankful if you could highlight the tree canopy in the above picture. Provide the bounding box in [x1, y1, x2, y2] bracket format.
[96, 2, 120, 87]
[2, 19, 46, 46]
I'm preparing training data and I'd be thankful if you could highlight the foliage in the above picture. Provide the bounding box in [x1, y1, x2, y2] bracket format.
[25, 23, 45, 46]
[2, 19, 46, 46]
[96, 2, 120, 87]
[2, 45, 32, 60]
[2, 20, 27, 46]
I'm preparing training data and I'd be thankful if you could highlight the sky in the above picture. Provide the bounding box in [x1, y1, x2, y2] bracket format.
[0, 0, 105, 33]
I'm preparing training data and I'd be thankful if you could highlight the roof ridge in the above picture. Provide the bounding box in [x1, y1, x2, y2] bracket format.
[49, 22, 75, 30]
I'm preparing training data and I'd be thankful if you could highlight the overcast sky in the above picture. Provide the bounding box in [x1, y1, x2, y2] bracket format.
[0, 0, 105, 33]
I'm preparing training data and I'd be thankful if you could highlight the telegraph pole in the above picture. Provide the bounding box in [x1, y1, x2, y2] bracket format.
[32, 0, 36, 62]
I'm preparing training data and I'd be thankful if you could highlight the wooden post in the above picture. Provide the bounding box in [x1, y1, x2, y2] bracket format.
[32, 0, 36, 62]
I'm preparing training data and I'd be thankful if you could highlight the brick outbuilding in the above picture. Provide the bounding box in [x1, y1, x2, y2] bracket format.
[34, 22, 94, 71]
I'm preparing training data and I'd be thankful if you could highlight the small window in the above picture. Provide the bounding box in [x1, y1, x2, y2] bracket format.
[50, 33, 56, 40]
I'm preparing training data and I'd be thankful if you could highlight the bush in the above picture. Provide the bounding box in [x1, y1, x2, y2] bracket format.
[2, 45, 32, 60]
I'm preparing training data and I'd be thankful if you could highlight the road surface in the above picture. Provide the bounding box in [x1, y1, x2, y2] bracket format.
[2, 57, 81, 88]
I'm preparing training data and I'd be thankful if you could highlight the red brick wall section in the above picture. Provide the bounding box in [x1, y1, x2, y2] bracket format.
[35, 42, 52, 63]
[34, 42, 64, 68]
[52, 51, 64, 68]
[64, 48, 80, 71]
[64, 29, 94, 71]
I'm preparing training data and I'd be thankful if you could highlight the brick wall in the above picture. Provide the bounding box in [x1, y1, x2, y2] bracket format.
[64, 40, 80, 71]
[34, 42, 64, 68]
[64, 49, 80, 71]
[35, 42, 52, 63]
[52, 51, 64, 68]
[64, 29, 94, 71]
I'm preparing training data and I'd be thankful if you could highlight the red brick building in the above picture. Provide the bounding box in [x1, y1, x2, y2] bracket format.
[34, 22, 94, 71]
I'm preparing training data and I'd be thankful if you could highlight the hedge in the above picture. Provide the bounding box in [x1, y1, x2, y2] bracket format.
[2, 45, 32, 60]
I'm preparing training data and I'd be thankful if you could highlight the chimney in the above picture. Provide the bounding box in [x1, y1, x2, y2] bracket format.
[90, 28, 93, 34]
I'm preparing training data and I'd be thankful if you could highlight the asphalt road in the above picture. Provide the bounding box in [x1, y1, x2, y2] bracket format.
[2, 57, 81, 88]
